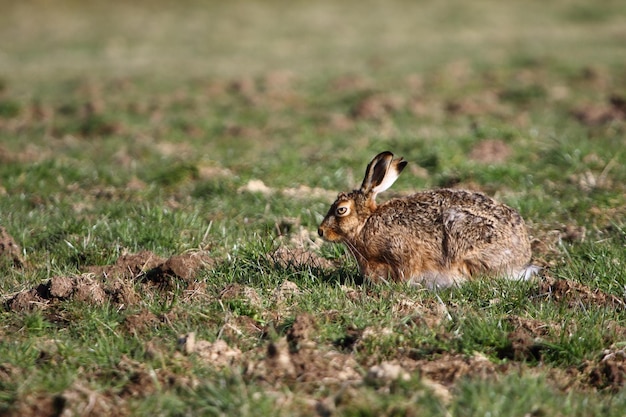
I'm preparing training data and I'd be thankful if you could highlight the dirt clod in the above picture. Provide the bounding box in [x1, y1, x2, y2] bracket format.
[351, 94, 403, 121]
[469, 139, 512, 164]
[4, 395, 66, 417]
[7, 289, 47, 311]
[272, 280, 301, 305]
[73, 275, 107, 305]
[124, 310, 159, 334]
[287, 313, 316, 350]
[87, 250, 166, 281]
[0, 226, 24, 268]
[392, 295, 451, 329]
[571, 95, 626, 126]
[6, 251, 214, 312]
[48, 276, 74, 299]
[412, 353, 499, 387]
[247, 314, 360, 388]
[219, 283, 263, 310]
[536, 277, 624, 310]
[500, 329, 544, 361]
[145, 252, 212, 285]
[584, 349, 626, 392]
[179, 332, 242, 368]
[365, 362, 410, 385]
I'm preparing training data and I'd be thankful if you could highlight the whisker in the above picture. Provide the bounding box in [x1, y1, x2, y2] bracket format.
[343, 240, 365, 264]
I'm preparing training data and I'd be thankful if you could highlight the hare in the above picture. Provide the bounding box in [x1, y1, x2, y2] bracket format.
[318, 151, 537, 288]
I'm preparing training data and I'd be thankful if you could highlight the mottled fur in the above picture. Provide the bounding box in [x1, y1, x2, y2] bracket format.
[318, 151, 536, 289]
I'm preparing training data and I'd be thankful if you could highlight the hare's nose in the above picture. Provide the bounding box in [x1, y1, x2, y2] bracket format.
[317, 228, 324, 237]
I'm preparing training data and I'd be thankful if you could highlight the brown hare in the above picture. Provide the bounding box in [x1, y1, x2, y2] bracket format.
[318, 151, 537, 288]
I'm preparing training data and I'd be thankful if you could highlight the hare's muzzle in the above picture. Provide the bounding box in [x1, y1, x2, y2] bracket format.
[318, 216, 342, 242]
[317, 224, 340, 242]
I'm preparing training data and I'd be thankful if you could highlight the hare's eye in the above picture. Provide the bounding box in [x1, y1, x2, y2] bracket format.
[336, 205, 349, 216]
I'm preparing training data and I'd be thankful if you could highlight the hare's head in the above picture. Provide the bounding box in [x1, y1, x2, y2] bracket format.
[318, 151, 407, 242]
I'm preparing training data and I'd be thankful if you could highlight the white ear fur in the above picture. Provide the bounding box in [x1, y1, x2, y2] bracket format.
[371, 158, 406, 196]
[361, 152, 407, 200]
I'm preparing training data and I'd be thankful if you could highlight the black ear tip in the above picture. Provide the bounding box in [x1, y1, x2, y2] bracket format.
[398, 160, 408, 171]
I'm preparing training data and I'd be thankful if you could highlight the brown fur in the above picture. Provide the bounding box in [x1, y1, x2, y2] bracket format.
[318, 152, 535, 288]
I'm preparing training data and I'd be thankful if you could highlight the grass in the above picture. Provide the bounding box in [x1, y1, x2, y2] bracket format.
[1, 0, 626, 415]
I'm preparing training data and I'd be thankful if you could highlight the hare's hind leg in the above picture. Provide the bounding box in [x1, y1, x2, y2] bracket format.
[442, 207, 532, 277]
[441, 207, 499, 264]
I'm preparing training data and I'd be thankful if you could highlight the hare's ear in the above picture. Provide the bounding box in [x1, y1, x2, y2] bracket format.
[360, 151, 407, 199]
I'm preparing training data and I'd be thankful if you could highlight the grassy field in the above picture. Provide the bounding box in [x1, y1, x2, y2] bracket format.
[1, 0, 626, 415]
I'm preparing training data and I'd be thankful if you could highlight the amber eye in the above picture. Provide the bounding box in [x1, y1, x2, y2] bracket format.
[336, 205, 349, 216]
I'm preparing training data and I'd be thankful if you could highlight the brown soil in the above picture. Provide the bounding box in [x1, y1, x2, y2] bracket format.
[123, 310, 160, 335]
[469, 139, 512, 164]
[179, 332, 242, 368]
[86, 250, 167, 281]
[494, 316, 559, 361]
[410, 353, 502, 386]
[350, 93, 404, 121]
[5, 250, 213, 312]
[145, 252, 212, 285]
[246, 314, 361, 388]
[571, 94, 626, 126]
[5, 395, 66, 417]
[0, 226, 24, 268]
[535, 276, 624, 310]
[583, 348, 626, 392]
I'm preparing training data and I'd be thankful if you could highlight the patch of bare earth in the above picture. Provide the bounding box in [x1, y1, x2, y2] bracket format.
[123, 310, 160, 335]
[571, 94, 626, 126]
[497, 316, 559, 361]
[246, 314, 361, 388]
[5, 250, 213, 312]
[469, 139, 512, 164]
[4, 395, 67, 417]
[0, 226, 24, 267]
[409, 353, 502, 387]
[219, 283, 264, 309]
[87, 250, 166, 280]
[582, 348, 626, 392]
[535, 276, 624, 310]
[113, 355, 196, 409]
[5, 274, 108, 312]
[350, 93, 405, 121]
[179, 332, 242, 368]
[6, 376, 131, 417]
[237, 180, 335, 202]
[445, 90, 511, 118]
[241, 311, 507, 405]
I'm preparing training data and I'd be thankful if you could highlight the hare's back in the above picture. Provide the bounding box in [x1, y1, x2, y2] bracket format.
[407, 189, 524, 222]
[370, 189, 525, 235]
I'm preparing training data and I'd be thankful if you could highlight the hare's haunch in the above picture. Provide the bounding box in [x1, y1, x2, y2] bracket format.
[318, 151, 537, 288]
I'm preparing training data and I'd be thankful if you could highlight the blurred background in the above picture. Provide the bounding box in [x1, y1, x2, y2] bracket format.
[1, 0, 625, 88]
